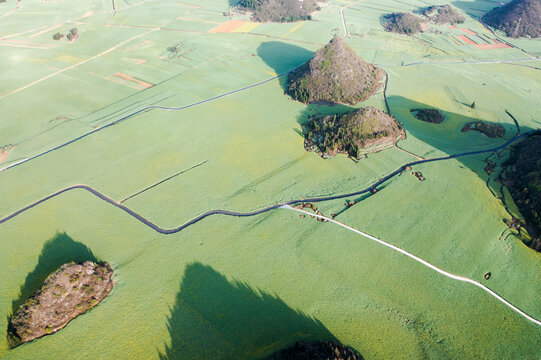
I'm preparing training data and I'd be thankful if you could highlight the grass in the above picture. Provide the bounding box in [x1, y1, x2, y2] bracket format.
[0, 0, 540, 358]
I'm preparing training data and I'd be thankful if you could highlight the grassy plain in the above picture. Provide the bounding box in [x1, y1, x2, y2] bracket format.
[0, 0, 540, 359]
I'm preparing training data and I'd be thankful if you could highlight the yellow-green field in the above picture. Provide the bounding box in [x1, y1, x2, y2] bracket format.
[0, 0, 540, 359]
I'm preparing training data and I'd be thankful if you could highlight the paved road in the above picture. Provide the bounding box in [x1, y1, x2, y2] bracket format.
[285, 205, 541, 327]
[0, 65, 302, 173]
[1, 132, 539, 327]
[0, 132, 529, 232]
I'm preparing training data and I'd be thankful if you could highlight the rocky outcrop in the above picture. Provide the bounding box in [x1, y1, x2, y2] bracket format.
[483, 0, 541, 38]
[267, 341, 364, 360]
[286, 38, 384, 105]
[303, 106, 405, 159]
[8, 261, 113, 346]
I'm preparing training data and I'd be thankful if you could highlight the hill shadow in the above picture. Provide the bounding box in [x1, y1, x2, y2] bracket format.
[8, 232, 99, 322]
[257, 41, 313, 90]
[158, 262, 339, 360]
[451, 0, 495, 18]
[228, 0, 241, 6]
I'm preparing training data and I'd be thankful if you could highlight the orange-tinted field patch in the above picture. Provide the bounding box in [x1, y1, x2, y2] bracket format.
[0, 147, 13, 165]
[461, 28, 477, 35]
[124, 57, 147, 65]
[209, 20, 246, 33]
[458, 35, 477, 45]
[113, 72, 153, 89]
[457, 35, 512, 49]
[475, 41, 511, 49]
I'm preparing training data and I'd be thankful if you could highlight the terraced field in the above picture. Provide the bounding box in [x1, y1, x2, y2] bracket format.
[0, 0, 540, 359]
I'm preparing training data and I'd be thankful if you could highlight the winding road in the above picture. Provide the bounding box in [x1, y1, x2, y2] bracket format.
[1, 131, 539, 327]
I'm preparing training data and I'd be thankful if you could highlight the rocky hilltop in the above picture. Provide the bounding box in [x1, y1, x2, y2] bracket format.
[303, 107, 405, 159]
[8, 261, 114, 346]
[237, 0, 324, 22]
[483, 0, 541, 38]
[267, 341, 363, 360]
[382, 12, 424, 35]
[286, 37, 384, 105]
[422, 5, 465, 25]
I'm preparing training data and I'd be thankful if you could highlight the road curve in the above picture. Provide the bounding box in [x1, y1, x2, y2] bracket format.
[0, 133, 528, 232]
[0, 133, 539, 327]
[0, 64, 303, 173]
[283, 205, 541, 327]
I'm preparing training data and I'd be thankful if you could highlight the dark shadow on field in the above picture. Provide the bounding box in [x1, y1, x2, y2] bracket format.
[158, 262, 338, 360]
[228, 0, 241, 6]
[257, 42, 313, 90]
[451, 0, 494, 18]
[8, 233, 99, 323]
[387, 95, 536, 193]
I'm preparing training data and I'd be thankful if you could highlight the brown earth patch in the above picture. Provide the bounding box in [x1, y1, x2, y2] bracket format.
[8, 261, 114, 347]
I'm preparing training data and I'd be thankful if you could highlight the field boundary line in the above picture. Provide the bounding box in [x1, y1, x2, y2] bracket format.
[282, 205, 541, 327]
[0, 28, 158, 101]
[0, 64, 303, 173]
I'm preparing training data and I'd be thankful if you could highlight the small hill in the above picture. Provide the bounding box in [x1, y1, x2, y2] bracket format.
[268, 341, 364, 360]
[483, 0, 541, 38]
[303, 107, 405, 159]
[383, 12, 424, 35]
[500, 134, 541, 251]
[286, 37, 384, 105]
[422, 5, 465, 25]
[8, 261, 113, 346]
[410, 108, 445, 124]
[237, 0, 324, 22]
[461, 122, 506, 138]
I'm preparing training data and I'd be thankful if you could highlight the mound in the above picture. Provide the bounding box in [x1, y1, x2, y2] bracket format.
[237, 0, 324, 22]
[410, 108, 445, 124]
[267, 341, 363, 360]
[461, 122, 506, 138]
[383, 12, 424, 35]
[8, 261, 113, 346]
[483, 0, 541, 38]
[286, 37, 384, 105]
[422, 5, 465, 25]
[303, 106, 405, 159]
[500, 134, 541, 251]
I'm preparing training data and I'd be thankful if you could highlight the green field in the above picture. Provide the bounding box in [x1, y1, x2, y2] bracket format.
[0, 0, 540, 358]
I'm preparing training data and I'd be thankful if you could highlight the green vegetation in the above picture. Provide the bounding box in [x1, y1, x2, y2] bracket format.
[382, 12, 424, 35]
[237, 0, 324, 22]
[0, 0, 540, 359]
[461, 122, 506, 138]
[410, 108, 445, 124]
[501, 134, 541, 251]
[483, 0, 541, 38]
[303, 107, 404, 159]
[422, 4, 465, 25]
[286, 38, 384, 105]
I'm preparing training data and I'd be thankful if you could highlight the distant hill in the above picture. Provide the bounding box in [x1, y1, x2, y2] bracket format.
[422, 5, 465, 25]
[237, 0, 324, 22]
[501, 134, 541, 251]
[382, 12, 424, 35]
[286, 37, 384, 105]
[483, 0, 541, 38]
[303, 107, 405, 159]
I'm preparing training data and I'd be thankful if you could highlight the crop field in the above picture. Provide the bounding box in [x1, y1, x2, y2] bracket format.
[0, 0, 540, 359]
